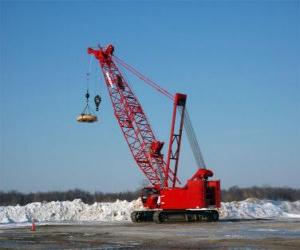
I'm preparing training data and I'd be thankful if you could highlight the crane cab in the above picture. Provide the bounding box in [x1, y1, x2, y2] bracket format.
[141, 187, 160, 209]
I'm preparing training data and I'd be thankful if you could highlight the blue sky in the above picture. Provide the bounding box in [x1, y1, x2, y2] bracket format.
[0, 1, 299, 192]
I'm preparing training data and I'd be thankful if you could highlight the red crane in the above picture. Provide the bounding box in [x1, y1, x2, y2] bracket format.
[86, 44, 221, 223]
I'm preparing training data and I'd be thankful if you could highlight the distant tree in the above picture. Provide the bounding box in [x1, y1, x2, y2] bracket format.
[0, 186, 299, 206]
[221, 186, 300, 202]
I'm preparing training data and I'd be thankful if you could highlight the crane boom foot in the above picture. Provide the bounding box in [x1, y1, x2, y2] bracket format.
[131, 210, 219, 223]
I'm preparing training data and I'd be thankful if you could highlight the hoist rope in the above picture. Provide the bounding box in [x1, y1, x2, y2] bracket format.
[80, 55, 96, 115]
[86, 55, 93, 91]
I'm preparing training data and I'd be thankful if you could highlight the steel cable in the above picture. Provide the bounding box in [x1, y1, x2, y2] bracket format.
[179, 108, 206, 169]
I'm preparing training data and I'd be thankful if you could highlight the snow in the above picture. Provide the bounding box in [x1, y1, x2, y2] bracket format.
[1, 198, 299, 227]
[219, 198, 300, 219]
[0, 199, 142, 226]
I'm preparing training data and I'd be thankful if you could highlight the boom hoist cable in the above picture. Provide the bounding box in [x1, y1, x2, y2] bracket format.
[180, 108, 206, 169]
[114, 55, 207, 170]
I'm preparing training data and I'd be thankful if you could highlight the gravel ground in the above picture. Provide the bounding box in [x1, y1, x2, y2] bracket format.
[0, 219, 300, 249]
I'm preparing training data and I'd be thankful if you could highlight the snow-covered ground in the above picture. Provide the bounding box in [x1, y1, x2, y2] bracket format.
[1, 198, 300, 227]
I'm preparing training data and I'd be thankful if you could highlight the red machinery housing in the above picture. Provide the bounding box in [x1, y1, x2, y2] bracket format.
[87, 44, 221, 223]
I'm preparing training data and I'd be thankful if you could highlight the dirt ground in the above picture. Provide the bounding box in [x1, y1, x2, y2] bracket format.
[0, 219, 300, 249]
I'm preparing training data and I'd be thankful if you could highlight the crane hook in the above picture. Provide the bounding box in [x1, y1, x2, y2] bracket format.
[94, 95, 102, 111]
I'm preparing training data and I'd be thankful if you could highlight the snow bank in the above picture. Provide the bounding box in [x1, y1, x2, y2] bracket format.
[0, 199, 142, 225]
[1, 198, 300, 225]
[220, 198, 300, 219]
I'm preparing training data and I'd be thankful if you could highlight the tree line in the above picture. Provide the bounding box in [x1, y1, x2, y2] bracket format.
[222, 186, 300, 202]
[0, 186, 299, 206]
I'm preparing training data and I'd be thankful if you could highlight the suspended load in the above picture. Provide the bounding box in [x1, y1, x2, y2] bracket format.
[77, 114, 97, 123]
[77, 91, 99, 123]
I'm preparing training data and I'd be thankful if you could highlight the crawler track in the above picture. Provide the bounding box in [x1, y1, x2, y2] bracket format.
[131, 210, 219, 223]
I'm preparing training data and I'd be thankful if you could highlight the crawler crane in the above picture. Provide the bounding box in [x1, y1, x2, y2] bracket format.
[83, 44, 221, 223]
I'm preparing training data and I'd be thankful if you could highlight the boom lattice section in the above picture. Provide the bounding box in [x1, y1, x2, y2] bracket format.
[88, 46, 177, 186]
